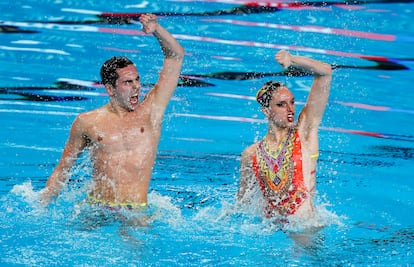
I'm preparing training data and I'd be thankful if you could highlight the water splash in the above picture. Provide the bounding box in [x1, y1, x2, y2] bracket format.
[8, 180, 45, 215]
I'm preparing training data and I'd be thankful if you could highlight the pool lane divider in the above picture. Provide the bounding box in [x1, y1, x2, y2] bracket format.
[11, 78, 413, 116]
[172, 113, 414, 142]
[336, 101, 414, 115]
[3, 77, 414, 116]
[201, 19, 414, 43]
[0, 78, 104, 102]
[0, 76, 213, 102]
[0, 91, 87, 102]
[180, 58, 409, 82]
[1, 19, 411, 70]
[0, 2, 395, 28]
[57, 5, 287, 24]
[206, 92, 414, 115]
[60, 0, 414, 22]
[57, 7, 414, 43]
[171, 33, 411, 70]
[2, 77, 412, 141]
[172, 0, 414, 9]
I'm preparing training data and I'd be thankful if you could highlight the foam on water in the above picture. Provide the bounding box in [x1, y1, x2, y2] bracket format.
[8, 181, 45, 214]
[1, 154, 408, 265]
[6, 178, 344, 238]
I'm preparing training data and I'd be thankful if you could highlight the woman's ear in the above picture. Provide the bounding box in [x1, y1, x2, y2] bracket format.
[262, 106, 270, 118]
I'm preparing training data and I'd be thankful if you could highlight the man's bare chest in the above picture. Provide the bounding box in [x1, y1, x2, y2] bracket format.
[87, 117, 155, 152]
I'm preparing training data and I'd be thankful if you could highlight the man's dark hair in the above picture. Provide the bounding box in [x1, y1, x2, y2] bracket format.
[100, 56, 134, 86]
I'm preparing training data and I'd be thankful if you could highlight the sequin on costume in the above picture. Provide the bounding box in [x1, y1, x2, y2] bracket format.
[252, 128, 309, 216]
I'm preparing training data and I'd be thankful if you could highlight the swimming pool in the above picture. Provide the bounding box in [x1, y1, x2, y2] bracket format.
[1, 0, 413, 265]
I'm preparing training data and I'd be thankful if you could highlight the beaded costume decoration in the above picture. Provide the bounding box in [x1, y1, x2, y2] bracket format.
[253, 128, 308, 216]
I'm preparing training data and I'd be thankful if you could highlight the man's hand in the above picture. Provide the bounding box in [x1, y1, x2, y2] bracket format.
[40, 188, 52, 206]
[275, 49, 292, 69]
[140, 13, 158, 34]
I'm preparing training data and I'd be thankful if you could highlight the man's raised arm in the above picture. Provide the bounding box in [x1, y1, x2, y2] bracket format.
[140, 14, 184, 117]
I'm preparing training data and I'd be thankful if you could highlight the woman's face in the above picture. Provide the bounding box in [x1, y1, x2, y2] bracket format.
[263, 87, 295, 129]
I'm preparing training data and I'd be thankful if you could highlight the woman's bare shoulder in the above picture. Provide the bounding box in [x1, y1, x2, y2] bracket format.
[242, 142, 259, 159]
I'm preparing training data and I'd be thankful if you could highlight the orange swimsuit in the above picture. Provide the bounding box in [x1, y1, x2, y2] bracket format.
[252, 128, 309, 217]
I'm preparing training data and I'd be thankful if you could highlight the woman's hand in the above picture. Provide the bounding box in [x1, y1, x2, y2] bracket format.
[275, 49, 292, 69]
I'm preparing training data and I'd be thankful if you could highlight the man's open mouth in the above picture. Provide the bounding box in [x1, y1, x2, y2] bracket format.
[130, 94, 139, 104]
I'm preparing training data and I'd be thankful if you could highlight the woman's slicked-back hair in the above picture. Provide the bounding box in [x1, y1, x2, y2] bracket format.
[100, 56, 134, 86]
[256, 81, 285, 107]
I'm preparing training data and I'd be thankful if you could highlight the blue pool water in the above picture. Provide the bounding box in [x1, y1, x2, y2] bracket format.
[1, 0, 413, 266]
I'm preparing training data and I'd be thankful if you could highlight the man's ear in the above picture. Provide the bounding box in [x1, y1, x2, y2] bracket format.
[105, 84, 114, 96]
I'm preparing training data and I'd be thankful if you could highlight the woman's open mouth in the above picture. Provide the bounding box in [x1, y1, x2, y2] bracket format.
[287, 113, 294, 123]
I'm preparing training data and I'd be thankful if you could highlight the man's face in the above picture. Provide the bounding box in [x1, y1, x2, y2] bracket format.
[112, 64, 141, 111]
[264, 87, 295, 129]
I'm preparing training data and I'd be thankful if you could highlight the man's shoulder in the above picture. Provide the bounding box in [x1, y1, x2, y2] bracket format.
[78, 105, 107, 117]
[74, 105, 108, 125]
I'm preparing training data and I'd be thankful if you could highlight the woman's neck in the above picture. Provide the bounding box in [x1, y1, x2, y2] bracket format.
[265, 126, 292, 148]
